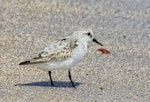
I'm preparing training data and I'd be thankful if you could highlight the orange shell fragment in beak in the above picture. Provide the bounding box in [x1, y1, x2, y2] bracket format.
[97, 48, 110, 54]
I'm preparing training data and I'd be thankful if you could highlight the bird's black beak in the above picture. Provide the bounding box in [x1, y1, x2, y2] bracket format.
[93, 38, 103, 46]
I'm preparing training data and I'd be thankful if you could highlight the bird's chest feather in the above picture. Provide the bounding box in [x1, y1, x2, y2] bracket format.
[72, 44, 87, 62]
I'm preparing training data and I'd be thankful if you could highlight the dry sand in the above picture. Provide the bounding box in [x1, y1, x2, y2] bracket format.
[0, 0, 150, 102]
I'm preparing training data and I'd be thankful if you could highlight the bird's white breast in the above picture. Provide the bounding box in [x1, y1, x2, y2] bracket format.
[70, 42, 87, 65]
[36, 43, 87, 71]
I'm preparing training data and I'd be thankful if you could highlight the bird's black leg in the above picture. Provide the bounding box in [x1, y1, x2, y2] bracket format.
[68, 70, 75, 88]
[48, 71, 54, 86]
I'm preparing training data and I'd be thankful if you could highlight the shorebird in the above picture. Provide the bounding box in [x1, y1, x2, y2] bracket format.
[19, 29, 103, 88]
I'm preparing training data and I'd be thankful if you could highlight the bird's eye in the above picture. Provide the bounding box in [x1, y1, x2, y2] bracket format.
[87, 32, 92, 38]
[87, 32, 91, 36]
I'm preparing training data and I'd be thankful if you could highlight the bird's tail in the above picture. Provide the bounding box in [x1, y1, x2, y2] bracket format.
[19, 61, 31, 65]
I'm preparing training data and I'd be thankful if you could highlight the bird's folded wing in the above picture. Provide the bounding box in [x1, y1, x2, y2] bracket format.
[20, 38, 78, 65]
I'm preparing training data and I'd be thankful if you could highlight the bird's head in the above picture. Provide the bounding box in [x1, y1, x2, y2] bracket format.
[73, 29, 103, 46]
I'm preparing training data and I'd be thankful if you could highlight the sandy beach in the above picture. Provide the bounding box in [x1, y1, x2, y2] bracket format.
[0, 0, 150, 102]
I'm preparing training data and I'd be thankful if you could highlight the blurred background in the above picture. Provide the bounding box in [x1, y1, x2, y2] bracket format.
[0, 0, 150, 102]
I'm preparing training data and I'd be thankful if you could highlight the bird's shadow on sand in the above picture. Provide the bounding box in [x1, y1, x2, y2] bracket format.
[15, 81, 81, 88]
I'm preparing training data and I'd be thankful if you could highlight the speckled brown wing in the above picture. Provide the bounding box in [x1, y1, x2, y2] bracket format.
[19, 38, 78, 65]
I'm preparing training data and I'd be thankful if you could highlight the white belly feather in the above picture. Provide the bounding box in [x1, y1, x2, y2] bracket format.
[36, 45, 87, 71]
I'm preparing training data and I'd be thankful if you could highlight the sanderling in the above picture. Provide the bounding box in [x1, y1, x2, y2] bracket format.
[19, 29, 103, 88]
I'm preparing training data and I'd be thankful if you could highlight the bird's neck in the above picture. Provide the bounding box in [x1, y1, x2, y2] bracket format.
[78, 38, 89, 52]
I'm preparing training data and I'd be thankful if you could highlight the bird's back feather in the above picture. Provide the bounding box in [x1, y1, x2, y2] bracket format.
[19, 37, 78, 65]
